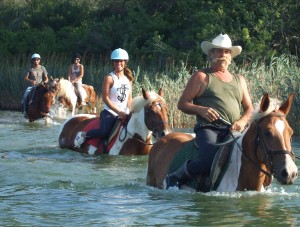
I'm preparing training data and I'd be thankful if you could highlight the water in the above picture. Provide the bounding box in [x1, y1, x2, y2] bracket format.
[1, 111, 300, 226]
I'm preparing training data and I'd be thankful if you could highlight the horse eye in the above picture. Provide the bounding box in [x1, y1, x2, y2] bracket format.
[264, 131, 272, 137]
[149, 109, 155, 115]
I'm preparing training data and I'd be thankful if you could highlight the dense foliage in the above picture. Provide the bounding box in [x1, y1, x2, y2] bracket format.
[1, 0, 300, 133]
[0, 0, 299, 68]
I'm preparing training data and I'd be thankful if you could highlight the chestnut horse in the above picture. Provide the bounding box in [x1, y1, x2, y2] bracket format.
[58, 88, 172, 155]
[147, 93, 298, 192]
[49, 78, 97, 115]
[26, 83, 55, 122]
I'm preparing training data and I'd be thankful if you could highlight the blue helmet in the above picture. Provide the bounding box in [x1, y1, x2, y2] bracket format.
[111, 48, 129, 60]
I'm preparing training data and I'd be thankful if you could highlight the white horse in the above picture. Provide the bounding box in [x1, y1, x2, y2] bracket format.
[49, 78, 97, 116]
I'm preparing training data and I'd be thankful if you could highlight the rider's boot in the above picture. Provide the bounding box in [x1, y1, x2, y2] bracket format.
[165, 160, 192, 189]
[74, 131, 86, 148]
[22, 96, 28, 119]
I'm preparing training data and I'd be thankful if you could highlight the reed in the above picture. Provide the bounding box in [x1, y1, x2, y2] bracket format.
[0, 54, 299, 134]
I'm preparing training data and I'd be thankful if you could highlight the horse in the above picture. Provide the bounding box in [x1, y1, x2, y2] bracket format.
[58, 87, 172, 155]
[49, 77, 97, 115]
[146, 93, 298, 192]
[26, 82, 55, 122]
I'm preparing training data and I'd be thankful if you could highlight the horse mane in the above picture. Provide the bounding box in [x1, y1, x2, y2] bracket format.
[234, 96, 284, 140]
[130, 91, 165, 112]
[251, 96, 282, 121]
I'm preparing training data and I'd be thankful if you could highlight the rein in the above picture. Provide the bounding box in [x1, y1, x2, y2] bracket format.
[118, 113, 154, 146]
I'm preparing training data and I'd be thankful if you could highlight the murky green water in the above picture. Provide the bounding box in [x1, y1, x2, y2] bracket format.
[1, 111, 300, 226]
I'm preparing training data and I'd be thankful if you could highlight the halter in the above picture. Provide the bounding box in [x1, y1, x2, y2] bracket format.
[242, 112, 295, 178]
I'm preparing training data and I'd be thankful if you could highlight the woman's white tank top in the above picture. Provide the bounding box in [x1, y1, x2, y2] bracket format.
[103, 72, 131, 116]
[71, 64, 82, 83]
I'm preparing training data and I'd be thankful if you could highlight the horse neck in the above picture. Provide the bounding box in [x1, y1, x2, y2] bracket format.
[59, 80, 74, 96]
[236, 125, 267, 191]
[109, 108, 151, 155]
[127, 108, 152, 141]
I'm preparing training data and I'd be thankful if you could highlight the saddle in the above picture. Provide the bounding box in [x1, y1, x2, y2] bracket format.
[82, 116, 130, 154]
[167, 138, 234, 192]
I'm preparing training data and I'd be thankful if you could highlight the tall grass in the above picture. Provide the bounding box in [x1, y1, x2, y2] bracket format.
[0, 54, 299, 134]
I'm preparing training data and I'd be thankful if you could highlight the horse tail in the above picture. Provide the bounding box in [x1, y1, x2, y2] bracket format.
[89, 86, 97, 113]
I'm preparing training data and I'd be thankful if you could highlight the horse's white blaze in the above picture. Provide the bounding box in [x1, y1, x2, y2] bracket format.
[275, 119, 287, 150]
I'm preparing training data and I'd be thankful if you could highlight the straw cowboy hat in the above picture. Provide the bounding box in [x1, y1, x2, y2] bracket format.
[201, 34, 242, 58]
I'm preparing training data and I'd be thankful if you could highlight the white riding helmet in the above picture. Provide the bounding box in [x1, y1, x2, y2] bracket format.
[111, 48, 129, 60]
[31, 53, 41, 59]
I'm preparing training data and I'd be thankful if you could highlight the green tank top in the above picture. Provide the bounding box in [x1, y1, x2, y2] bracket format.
[193, 69, 243, 124]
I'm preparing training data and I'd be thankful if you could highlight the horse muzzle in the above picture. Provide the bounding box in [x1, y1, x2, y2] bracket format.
[273, 158, 298, 185]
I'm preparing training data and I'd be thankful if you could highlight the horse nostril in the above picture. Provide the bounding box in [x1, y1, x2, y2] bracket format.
[292, 171, 298, 178]
[281, 169, 288, 178]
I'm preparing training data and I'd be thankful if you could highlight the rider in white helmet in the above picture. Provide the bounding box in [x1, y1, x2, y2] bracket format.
[74, 48, 134, 148]
[22, 53, 49, 118]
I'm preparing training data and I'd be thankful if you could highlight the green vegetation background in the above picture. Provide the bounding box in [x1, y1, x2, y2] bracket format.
[0, 0, 299, 133]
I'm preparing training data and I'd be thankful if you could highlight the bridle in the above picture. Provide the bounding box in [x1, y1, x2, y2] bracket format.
[238, 112, 295, 178]
[118, 100, 168, 145]
[144, 100, 168, 140]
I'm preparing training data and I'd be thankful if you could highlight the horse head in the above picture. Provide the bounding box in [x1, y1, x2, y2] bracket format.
[129, 87, 171, 142]
[142, 87, 171, 139]
[27, 83, 55, 122]
[241, 93, 297, 190]
[48, 77, 62, 95]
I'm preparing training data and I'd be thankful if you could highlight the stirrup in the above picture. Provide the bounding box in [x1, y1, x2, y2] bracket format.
[74, 131, 86, 148]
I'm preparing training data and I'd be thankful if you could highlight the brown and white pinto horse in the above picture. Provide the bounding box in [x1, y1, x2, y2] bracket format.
[26, 83, 55, 122]
[58, 88, 172, 155]
[49, 78, 97, 115]
[147, 93, 298, 192]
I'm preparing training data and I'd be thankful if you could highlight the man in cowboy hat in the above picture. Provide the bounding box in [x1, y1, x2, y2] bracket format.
[166, 34, 253, 190]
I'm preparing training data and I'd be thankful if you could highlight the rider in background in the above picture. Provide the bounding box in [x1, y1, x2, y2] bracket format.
[22, 53, 49, 118]
[166, 34, 254, 189]
[67, 53, 85, 106]
[74, 48, 134, 148]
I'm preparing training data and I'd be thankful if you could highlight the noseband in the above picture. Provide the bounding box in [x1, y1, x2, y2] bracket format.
[252, 113, 295, 177]
[144, 101, 167, 139]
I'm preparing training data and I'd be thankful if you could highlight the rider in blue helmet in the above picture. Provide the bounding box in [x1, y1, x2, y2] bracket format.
[74, 48, 134, 149]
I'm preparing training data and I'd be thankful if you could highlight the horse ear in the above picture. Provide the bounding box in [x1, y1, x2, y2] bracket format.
[142, 87, 150, 100]
[279, 92, 294, 115]
[260, 93, 270, 112]
[158, 88, 164, 97]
